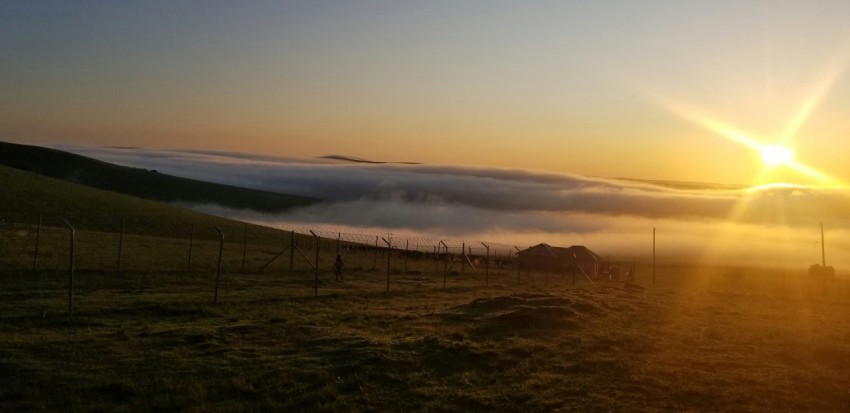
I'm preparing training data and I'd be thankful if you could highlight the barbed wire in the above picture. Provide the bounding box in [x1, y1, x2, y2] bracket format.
[271, 225, 522, 256]
[0, 219, 528, 274]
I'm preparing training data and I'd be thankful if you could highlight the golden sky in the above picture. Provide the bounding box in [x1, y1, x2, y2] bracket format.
[3, 2, 850, 186]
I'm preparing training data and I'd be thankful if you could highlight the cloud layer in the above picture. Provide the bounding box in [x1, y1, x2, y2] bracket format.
[57, 145, 850, 269]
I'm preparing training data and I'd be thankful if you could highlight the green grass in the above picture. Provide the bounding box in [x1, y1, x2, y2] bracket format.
[3, 243, 850, 412]
[0, 163, 298, 242]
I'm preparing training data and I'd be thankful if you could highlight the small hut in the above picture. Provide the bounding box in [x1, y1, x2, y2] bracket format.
[516, 243, 600, 277]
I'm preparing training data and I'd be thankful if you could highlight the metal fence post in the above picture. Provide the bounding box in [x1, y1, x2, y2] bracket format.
[373, 236, 378, 271]
[440, 241, 449, 289]
[382, 238, 392, 292]
[481, 242, 489, 288]
[461, 242, 466, 274]
[310, 231, 319, 297]
[434, 245, 439, 275]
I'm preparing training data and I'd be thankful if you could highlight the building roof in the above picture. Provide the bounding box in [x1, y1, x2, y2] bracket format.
[518, 243, 600, 262]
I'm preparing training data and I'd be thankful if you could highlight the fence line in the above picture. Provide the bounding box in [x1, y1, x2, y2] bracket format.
[1, 217, 662, 318]
[276, 225, 518, 257]
[0, 217, 533, 276]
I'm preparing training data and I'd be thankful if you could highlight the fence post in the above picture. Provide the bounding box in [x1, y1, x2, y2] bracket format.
[187, 223, 194, 273]
[117, 218, 125, 274]
[373, 236, 378, 271]
[214, 226, 224, 304]
[446, 244, 452, 275]
[461, 242, 466, 274]
[481, 242, 490, 288]
[310, 231, 319, 297]
[434, 245, 439, 275]
[440, 241, 449, 289]
[382, 238, 392, 292]
[63, 219, 75, 315]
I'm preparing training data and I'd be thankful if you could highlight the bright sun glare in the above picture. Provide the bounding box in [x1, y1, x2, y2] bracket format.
[656, 57, 847, 187]
[759, 144, 795, 167]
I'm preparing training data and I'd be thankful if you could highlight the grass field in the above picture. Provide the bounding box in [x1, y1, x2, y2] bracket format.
[3, 244, 850, 412]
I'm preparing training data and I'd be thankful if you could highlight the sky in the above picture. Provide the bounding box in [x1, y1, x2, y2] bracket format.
[4, 1, 850, 185]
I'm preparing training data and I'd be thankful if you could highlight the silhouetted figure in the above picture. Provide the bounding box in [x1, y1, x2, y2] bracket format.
[334, 255, 344, 281]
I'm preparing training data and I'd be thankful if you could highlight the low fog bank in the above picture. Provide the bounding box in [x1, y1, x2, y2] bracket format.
[185, 200, 849, 271]
[68, 145, 850, 270]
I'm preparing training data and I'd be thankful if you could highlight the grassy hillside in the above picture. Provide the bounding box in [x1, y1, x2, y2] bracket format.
[0, 141, 318, 213]
[0, 163, 288, 239]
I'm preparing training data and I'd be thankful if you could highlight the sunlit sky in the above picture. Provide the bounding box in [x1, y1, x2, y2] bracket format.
[3, 1, 850, 186]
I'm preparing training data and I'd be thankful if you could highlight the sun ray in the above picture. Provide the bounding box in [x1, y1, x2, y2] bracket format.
[785, 160, 842, 186]
[661, 101, 763, 151]
[655, 98, 844, 188]
[648, 50, 849, 189]
[779, 59, 847, 145]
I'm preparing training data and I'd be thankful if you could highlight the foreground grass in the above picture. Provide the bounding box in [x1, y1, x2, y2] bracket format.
[2, 267, 850, 412]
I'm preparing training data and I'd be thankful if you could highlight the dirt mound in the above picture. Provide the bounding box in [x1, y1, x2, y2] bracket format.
[461, 294, 573, 314]
[490, 305, 576, 328]
[444, 294, 589, 338]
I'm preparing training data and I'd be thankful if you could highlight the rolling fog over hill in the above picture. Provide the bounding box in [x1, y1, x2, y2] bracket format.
[0, 141, 318, 212]
[57, 144, 850, 270]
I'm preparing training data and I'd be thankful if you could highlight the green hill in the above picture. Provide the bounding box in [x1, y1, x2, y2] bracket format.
[0, 163, 288, 239]
[0, 141, 319, 213]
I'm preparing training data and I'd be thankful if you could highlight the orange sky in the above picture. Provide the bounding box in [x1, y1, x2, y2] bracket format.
[3, 2, 850, 186]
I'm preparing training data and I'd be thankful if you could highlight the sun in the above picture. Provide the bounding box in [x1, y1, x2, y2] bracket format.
[759, 144, 794, 167]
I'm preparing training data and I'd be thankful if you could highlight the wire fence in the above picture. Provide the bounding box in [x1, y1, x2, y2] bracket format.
[5, 217, 836, 318]
[1, 217, 567, 316]
[0, 219, 525, 276]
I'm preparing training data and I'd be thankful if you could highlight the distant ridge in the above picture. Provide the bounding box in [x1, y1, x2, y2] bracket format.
[0, 141, 320, 213]
[319, 155, 420, 165]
